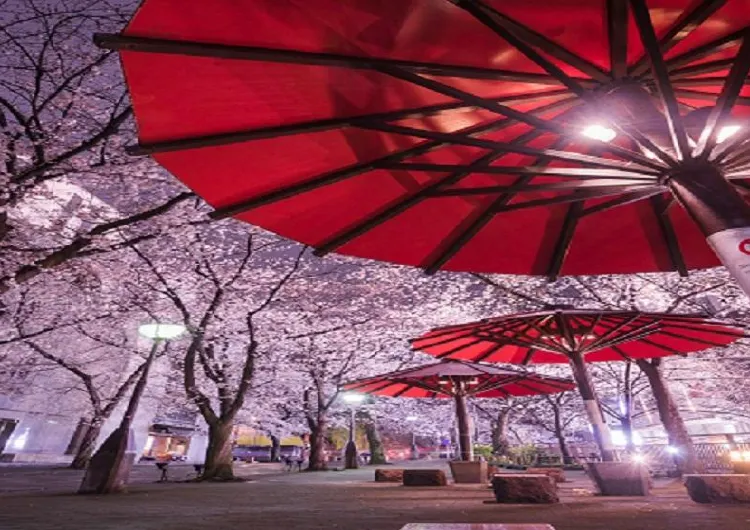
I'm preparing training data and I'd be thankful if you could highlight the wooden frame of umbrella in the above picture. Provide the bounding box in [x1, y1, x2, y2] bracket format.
[411, 309, 745, 462]
[343, 359, 575, 461]
[96, 1, 750, 294]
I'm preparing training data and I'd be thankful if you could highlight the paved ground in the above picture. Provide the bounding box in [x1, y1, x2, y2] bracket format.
[1, 461, 749, 530]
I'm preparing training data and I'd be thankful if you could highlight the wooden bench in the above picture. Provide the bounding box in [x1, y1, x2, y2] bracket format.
[374, 468, 404, 482]
[402, 469, 447, 486]
[685, 474, 750, 504]
[491, 474, 558, 504]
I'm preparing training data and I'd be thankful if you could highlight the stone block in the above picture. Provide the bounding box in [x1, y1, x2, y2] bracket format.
[526, 467, 566, 483]
[375, 468, 404, 482]
[491, 474, 559, 504]
[403, 469, 447, 487]
[685, 474, 750, 504]
[450, 460, 488, 483]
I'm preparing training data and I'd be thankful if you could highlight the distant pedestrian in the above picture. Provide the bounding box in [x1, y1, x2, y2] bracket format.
[297, 445, 309, 471]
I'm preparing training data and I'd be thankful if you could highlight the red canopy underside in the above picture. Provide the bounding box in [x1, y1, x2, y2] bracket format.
[412, 311, 745, 364]
[119, 0, 750, 275]
[343, 360, 575, 397]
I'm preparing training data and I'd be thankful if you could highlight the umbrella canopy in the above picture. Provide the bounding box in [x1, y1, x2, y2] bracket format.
[343, 359, 574, 461]
[97, 0, 750, 280]
[411, 309, 745, 461]
[343, 359, 575, 397]
[411, 310, 746, 364]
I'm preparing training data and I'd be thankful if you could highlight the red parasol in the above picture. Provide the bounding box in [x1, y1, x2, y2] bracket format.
[412, 309, 745, 460]
[96, 1, 750, 293]
[343, 359, 574, 461]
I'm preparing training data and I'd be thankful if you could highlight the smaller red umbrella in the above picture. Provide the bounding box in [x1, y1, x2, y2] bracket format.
[411, 309, 746, 462]
[343, 359, 574, 461]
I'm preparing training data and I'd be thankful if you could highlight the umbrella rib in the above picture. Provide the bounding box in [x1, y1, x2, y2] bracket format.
[430, 183, 655, 197]
[661, 27, 744, 72]
[650, 194, 688, 276]
[607, 0, 629, 80]
[580, 188, 663, 216]
[208, 114, 523, 220]
[92, 33, 581, 84]
[456, 0, 610, 83]
[630, 0, 729, 77]
[693, 31, 750, 160]
[418, 137, 569, 273]
[663, 322, 745, 338]
[125, 91, 568, 156]
[670, 58, 735, 79]
[672, 77, 740, 87]
[548, 201, 579, 281]
[609, 344, 635, 362]
[629, 0, 691, 160]
[638, 337, 688, 357]
[657, 329, 737, 348]
[361, 118, 663, 172]
[674, 88, 750, 106]
[385, 164, 658, 180]
[312, 121, 562, 257]
[585, 313, 643, 350]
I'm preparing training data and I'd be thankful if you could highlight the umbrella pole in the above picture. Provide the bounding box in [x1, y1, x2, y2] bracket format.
[567, 351, 616, 462]
[453, 392, 473, 461]
[669, 163, 750, 297]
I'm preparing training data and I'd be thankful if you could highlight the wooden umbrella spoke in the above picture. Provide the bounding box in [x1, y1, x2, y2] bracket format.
[606, 0, 629, 80]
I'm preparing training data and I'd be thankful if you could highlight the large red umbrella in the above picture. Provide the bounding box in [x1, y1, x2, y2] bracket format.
[412, 309, 745, 460]
[344, 359, 575, 460]
[97, 1, 750, 293]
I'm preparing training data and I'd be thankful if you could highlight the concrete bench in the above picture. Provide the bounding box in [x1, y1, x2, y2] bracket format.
[401, 523, 555, 530]
[491, 474, 558, 504]
[402, 469, 447, 487]
[685, 474, 750, 504]
[374, 468, 404, 482]
[526, 467, 566, 483]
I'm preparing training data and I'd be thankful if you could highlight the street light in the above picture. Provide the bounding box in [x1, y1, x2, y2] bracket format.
[79, 322, 185, 494]
[341, 392, 365, 470]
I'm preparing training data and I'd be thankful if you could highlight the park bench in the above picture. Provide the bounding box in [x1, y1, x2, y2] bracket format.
[684, 474, 750, 504]
[491, 474, 559, 504]
[402, 469, 447, 486]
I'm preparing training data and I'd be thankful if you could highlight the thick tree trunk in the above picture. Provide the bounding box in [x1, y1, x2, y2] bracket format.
[201, 420, 235, 481]
[454, 393, 473, 461]
[553, 407, 572, 463]
[269, 434, 281, 462]
[363, 416, 387, 465]
[69, 422, 102, 470]
[637, 359, 698, 474]
[307, 420, 328, 471]
[491, 409, 512, 456]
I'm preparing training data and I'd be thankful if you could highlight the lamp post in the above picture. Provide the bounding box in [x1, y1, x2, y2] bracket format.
[342, 392, 365, 470]
[79, 323, 185, 494]
[406, 416, 419, 460]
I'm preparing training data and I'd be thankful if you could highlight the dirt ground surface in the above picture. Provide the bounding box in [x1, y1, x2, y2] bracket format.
[1, 461, 749, 530]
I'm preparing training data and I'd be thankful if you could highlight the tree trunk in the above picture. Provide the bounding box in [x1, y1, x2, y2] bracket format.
[269, 434, 281, 462]
[307, 419, 328, 471]
[491, 409, 512, 456]
[637, 359, 698, 474]
[201, 420, 235, 481]
[69, 422, 102, 470]
[552, 406, 572, 463]
[363, 416, 387, 465]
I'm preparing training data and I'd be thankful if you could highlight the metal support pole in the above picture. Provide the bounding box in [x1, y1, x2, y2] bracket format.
[668, 162, 750, 296]
[567, 351, 616, 462]
[79, 340, 162, 494]
[454, 391, 473, 461]
[344, 407, 358, 469]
